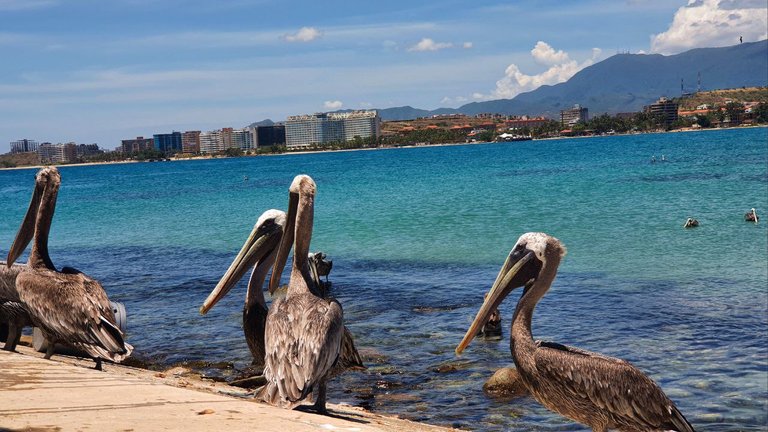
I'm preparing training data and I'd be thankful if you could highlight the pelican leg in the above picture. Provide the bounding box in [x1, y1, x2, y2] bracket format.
[93, 358, 103, 371]
[311, 379, 329, 415]
[2, 324, 20, 351]
[44, 342, 55, 360]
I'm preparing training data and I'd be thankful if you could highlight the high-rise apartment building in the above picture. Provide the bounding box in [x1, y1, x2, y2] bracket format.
[199, 130, 223, 154]
[249, 125, 286, 149]
[121, 137, 154, 154]
[38, 143, 65, 163]
[153, 132, 182, 153]
[560, 104, 589, 127]
[285, 110, 380, 148]
[182, 131, 201, 154]
[10, 139, 39, 154]
[645, 97, 679, 126]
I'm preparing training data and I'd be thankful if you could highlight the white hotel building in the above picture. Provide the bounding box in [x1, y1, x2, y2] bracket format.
[285, 110, 380, 148]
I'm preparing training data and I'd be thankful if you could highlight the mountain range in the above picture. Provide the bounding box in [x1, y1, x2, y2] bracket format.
[373, 40, 768, 121]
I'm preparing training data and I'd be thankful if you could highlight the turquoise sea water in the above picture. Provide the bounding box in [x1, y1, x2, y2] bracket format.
[1, 127, 766, 430]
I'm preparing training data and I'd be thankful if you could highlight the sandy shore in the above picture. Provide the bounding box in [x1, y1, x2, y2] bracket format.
[0, 344, 456, 432]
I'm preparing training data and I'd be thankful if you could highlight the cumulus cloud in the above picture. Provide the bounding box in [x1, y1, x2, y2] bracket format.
[463, 42, 473, 49]
[324, 100, 343, 110]
[651, 0, 767, 54]
[440, 96, 468, 105]
[478, 42, 602, 100]
[408, 38, 453, 52]
[284, 27, 322, 43]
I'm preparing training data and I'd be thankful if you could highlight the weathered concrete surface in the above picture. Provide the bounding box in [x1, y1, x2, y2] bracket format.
[0, 347, 454, 432]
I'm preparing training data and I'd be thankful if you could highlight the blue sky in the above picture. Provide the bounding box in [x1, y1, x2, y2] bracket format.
[1, 0, 766, 152]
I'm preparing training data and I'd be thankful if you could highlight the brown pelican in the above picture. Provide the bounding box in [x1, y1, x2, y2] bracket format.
[6, 167, 132, 370]
[456, 232, 695, 432]
[200, 209, 285, 369]
[199, 210, 364, 379]
[744, 208, 759, 223]
[257, 174, 345, 414]
[0, 262, 31, 351]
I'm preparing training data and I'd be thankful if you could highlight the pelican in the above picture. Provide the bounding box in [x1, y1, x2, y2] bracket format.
[6, 167, 132, 370]
[0, 262, 32, 351]
[199, 210, 364, 379]
[256, 174, 345, 414]
[456, 233, 694, 432]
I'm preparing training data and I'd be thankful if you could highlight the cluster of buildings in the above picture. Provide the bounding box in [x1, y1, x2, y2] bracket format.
[9, 139, 103, 163]
[120, 110, 381, 155]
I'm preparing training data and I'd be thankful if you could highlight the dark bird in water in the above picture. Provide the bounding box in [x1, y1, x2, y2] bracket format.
[744, 208, 759, 223]
[256, 174, 346, 414]
[456, 232, 695, 432]
[6, 167, 132, 370]
[0, 263, 32, 351]
[199, 210, 363, 379]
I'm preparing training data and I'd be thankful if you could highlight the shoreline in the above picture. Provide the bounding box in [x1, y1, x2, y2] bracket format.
[0, 342, 456, 432]
[2, 124, 765, 172]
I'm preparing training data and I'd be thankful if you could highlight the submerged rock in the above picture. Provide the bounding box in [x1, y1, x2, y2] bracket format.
[483, 367, 528, 399]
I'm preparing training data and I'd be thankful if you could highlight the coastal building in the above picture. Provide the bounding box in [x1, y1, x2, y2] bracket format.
[560, 104, 589, 127]
[76, 144, 102, 157]
[182, 131, 201, 154]
[285, 110, 380, 148]
[221, 128, 253, 151]
[504, 116, 549, 130]
[199, 130, 223, 154]
[37, 143, 66, 163]
[62, 143, 78, 162]
[121, 137, 154, 154]
[153, 132, 182, 154]
[10, 139, 39, 154]
[249, 124, 286, 149]
[645, 97, 679, 126]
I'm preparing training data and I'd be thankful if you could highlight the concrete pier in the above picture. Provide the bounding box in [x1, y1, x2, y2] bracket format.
[0, 347, 453, 432]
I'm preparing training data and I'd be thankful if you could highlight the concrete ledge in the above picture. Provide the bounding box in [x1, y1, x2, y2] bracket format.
[0, 347, 454, 432]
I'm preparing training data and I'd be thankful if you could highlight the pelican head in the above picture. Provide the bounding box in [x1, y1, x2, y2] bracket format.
[455, 233, 566, 354]
[7, 166, 61, 267]
[268, 174, 316, 296]
[200, 209, 286, 315]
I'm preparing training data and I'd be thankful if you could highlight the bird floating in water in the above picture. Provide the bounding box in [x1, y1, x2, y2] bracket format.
[6, 167, 132, 370]
[256, 175, 347, 414]
[456, 232, 694, 432]
[744, 208, 759, 223]
[683, 218, 699, 228]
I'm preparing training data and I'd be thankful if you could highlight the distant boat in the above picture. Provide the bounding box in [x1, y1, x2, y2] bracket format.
[498, 133, 532, 142]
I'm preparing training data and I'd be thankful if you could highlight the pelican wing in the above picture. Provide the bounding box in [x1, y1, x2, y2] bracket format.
[17, 269, 131, 360]
[533, 341, 694, 432]
[263, 294, 343, 406]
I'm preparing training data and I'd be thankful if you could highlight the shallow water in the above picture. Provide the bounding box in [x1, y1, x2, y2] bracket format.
[1, 128, 767, 431]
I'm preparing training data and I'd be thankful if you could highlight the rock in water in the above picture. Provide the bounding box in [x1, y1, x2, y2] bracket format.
[483, 367, 528, 398]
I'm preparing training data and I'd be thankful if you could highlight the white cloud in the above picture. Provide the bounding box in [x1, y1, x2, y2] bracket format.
[463, 42, 473, 49]
[284, 27, 322, 43]
[651, 0, 768, 54]
[407, 38, 453, 52]
[324, 100, 343, 110]
[476, 42, 602, 100]
[440, 95, 468, 105]
[531, 41, 570, 66]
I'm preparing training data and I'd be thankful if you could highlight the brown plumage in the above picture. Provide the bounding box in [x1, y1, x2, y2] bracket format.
[456, 232, 695, 432]
[200, 210, 364, 379]
[257, 174, 346, 414]
[6, 167, 132, 369]
[0, 262, 32, 351]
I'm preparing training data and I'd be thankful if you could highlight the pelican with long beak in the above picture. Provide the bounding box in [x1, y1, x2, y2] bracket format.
[256, 174, 345, 414]
[456, 232, 694, 432]
[6, 167, 132, 370]
[200, 209, 285, 369]
[0, 262, 31, 351]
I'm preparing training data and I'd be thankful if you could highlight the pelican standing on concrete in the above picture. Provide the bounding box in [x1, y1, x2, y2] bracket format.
[257, 174, 345, 414]
[0, 262, 31, 351]
[199, 210, 364, 379]
[6, 167, 132, 369]
[456, 232, 694, 432]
